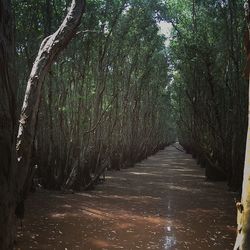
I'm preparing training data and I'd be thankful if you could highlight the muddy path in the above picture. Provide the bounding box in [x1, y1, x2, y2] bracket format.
[15, 144, 237, 250]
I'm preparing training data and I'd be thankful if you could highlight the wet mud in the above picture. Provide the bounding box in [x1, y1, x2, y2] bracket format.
[15, 144, 237, 249]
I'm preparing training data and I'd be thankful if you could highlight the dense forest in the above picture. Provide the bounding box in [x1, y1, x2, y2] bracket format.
[1, 0, 250, 249]
[15, 0, 176, 191]
[169, 0, 247, 190]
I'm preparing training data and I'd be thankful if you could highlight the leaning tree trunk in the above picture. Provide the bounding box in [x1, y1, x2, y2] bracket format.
[234, 1, 250, 249]
[16, 0, 85, 194]
[0, 0, 17, 249]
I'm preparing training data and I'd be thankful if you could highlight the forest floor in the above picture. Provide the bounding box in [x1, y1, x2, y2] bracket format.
[15, 144, 237, 250]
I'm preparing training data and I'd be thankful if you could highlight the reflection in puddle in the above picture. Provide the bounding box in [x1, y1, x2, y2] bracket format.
[164, 226, 176, 249]
[164, 235, 177, 249]
[164, 199, 176, 249]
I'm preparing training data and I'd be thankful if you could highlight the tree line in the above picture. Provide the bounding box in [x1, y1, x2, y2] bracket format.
[168, 0, 247, 190]
[15, 0, 175, 190]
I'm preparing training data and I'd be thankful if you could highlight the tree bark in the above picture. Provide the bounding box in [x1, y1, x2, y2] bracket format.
[0, 0, 17, 249]
[16, 0, 85, 193]
[234, 1, 250, 249]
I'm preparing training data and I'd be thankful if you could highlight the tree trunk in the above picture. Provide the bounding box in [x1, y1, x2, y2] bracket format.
[16, 0, 85, 193]
[0, 0, 17, 249]
[234, 1, 250, 249]
[234, 79, 250, 250]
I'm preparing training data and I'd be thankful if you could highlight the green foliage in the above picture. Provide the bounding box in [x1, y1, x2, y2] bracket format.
[168, 0, 247, 189]
[14, 0, 176, 189]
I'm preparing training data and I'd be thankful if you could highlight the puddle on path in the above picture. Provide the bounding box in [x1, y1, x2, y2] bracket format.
[15, 145, 237, 250]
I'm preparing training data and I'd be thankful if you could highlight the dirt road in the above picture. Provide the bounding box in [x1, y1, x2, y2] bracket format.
[15, 144, 236, 249]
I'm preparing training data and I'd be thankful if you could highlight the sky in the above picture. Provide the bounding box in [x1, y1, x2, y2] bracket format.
[158, 21, 173, 47]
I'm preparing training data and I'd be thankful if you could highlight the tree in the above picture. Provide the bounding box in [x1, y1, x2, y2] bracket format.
[16, 0, 85, 198]
[0, 0, 17, 248]
[234, 2, 250, 249]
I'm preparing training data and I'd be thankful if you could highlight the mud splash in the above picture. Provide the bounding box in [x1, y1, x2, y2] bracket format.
[15, 145, 237, 249]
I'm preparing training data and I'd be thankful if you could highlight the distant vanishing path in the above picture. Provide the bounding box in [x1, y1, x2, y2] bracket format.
[16, 144, 236, 250]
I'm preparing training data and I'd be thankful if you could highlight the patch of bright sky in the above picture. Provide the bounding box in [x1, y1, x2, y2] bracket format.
[157, 21, 174, 90]
[158, 21, 172, 47]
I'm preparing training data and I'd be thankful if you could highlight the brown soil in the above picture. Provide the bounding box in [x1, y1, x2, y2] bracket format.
[15, 144, 237, 250]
